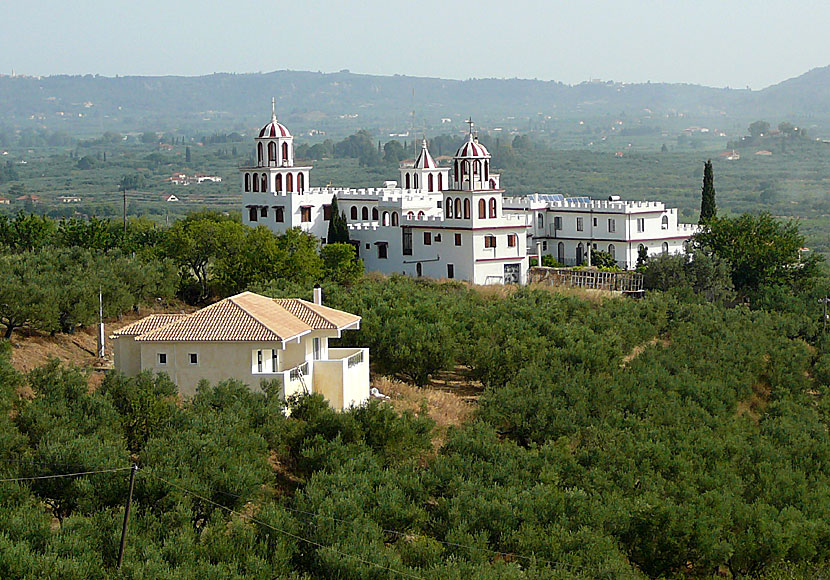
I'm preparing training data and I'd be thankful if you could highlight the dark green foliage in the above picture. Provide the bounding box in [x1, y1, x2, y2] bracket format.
[325, 195, 349, 244]
[699, 159, 717, 223]
[642, 250, 735, 303]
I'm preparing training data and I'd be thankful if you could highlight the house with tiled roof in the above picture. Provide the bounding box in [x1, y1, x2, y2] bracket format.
[111, 291, 369, 410]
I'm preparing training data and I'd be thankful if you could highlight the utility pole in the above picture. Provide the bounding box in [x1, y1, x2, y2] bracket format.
[122, 187, 127, 235]
[116, 465, 138, 570]
[97, 288, 105, 359]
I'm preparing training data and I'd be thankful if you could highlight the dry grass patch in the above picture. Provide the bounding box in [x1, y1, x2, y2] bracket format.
[372, 376, 474, 432]
[621, 336, 671, 368]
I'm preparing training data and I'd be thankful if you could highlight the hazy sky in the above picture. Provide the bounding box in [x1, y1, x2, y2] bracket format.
[2, 0, 828, 89]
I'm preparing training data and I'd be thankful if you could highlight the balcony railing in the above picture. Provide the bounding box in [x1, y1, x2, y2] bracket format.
[347, 350, 364, 368]
[289, 361, 309, 382]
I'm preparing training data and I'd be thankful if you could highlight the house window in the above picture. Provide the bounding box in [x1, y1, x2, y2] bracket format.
[507, 234, 517, 247]
[372, 207, 379, 220]
[313, 337, 321, 361]
[274, 206, 285, 223]
[554, 216, 562, 231]
[576, 217, 584, 231]
[661, 215, 669, 230]
[464, 198, 470, 219]
[392, 212, 399, 226]
[542, 241, 548, 251]
[402, 228, 412, 256]
[592, 217, 598, 227]
[538, 213, 544, 229]
[323, 205, 332, 221]
[434, 233, 441, 242]
[424, 232, 432, 245]
[272, 350, 278, 372]
[350, 206, 358, 220]
[455, 233, 462, 246]
[484, 235, 497, 248]
[608, 218, 616, 233]
[362, 207, 369, 220]
[260, 207, 268, 218]
[377, 243, 388, 259]
[248, 207, 258, 222]
[662, 242, 669, 254]
[478, 199, 486, 218]
[157, 353, 167, 365]
[189, 353, 198, 365]
[301, 207, 312, 222]
[637, 218, 645, 233]
[447, 264, 454, 279]
[488, 197, 497, 218]
[257, 349, 263, 373]
[608, 244, 616, 259]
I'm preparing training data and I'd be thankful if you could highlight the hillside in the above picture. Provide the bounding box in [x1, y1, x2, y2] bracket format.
[1, 67, 829, 137]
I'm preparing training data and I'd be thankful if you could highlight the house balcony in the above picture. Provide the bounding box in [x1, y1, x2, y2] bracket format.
[312, 348, 370, 410]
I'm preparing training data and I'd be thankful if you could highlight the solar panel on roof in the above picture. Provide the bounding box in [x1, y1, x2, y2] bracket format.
[538, 194, 565, 202]
[566, 196, 592, 203]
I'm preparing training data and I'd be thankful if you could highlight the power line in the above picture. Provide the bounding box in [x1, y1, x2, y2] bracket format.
[146, 473, 426, 580]
[0, 466, 133, 483]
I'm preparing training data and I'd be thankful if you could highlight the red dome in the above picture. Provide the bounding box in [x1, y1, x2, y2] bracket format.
[455, 136, 489, 158]
[258, 116, 291, 139]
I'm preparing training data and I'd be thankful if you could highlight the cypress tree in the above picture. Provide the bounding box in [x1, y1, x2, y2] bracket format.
[327, 196, 350, 244]
[699, 159, 717, 224]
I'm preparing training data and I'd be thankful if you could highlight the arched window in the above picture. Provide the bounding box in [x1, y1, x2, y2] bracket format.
[454, 161, 459, 182]
[428, 174, 434, 192]
[286, 173, 293, 192]
[253, 173, 259, 192]
[576, 243, 584, 266]
[661, 215, 669, 230]
[463, 161, 470, 178]
[362, 207, 369, 220]
[372, 207, 379, 220]
[662, 242, 669, 254]
[484, 161, 489, 180]
[407, 211, 414, 219]
[608, 244, 616, 260]
[417, 211, 425, 219]
[268, 142, 276, 164]
[638, 244, 646, 255]
[244, 173, 250, 192]
[282, 142, 289, 164]
[446, 198, 454, 219]
[383, 211, 390, 226]
[261, 174, 267, 192]
[258, 143, 263, 165]
[248, 207, 257, 222]
[350, 206, 358, 220]
[438, 173, 443, 191]
[489, 178, 496, 189]
[275, 173, 282, 192]
[455, 198, 462, 218]
[413, 174, 419, 189]
[488, 197, 497, 218]
[392, 212, 399, 226]
[298, 173, 304, 192]
[478, 199, 486, 218]
[538, 213, 544, 229]
[557, 242, 565, 264]
[473, 160, 481, 176]
[463, 198, 470, 219]
[405, 173, 410, 189]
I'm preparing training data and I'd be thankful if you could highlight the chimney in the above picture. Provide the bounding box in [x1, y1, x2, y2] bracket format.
[313, 284, 323, 305]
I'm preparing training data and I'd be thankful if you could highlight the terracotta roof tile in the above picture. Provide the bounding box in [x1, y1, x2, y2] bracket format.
[131, 292, 359, 343]
[111, 314, 189, 337]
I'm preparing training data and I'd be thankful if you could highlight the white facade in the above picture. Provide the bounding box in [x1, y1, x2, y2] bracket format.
[242, 117, 528, 285]
[241, 110, 695, 281]
[503, 194, 698, 269]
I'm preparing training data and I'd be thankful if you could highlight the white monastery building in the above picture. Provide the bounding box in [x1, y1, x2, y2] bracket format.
[241, 104, 696, 282]
[111, 291, 369, 411]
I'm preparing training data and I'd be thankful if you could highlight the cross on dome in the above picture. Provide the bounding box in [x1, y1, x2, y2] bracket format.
[271, 97, 277, 122]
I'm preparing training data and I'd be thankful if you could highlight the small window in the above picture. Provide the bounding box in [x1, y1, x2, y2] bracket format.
[661, 215, 669, 230]
[272, 350, 278, 372]
[189, 353, 198, 365]
[576, 217, 584, 231]
[507, 234, 517, 247]
[662, 242, 669, 254]
[608, 218, 616, 233]
[592, 217, 598, 227]
[365, 243, 370, 250]
[350, 206, 358, 220]
[424, 232, 432, 245]
[454, 233, 462, 246]
[362, 207, 369, 220]
[434, 233, 441, 242]
[248, 207, 258, 222]
[257, 350, 263, 373]
[554, 216, 562, 231]
[377, 243, 388, 259]
[301, 207, 312, 222]
[447, 264, 454, 279]
[323, 205, 332, 221]
[542, 241, 548, 251]
[637, 218, 645, 233]
[274, 206, 285, 223]
[321, 237, 327, 245]
[484, 235, 497, 248]
[157, 353, 167, 365]
[402, 228, 413, 256]
[260, 207, 268, 218]
[537, 213, 544, 229]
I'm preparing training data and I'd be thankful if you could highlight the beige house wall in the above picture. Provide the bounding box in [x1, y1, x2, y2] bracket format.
[113, 337, 142, 376]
